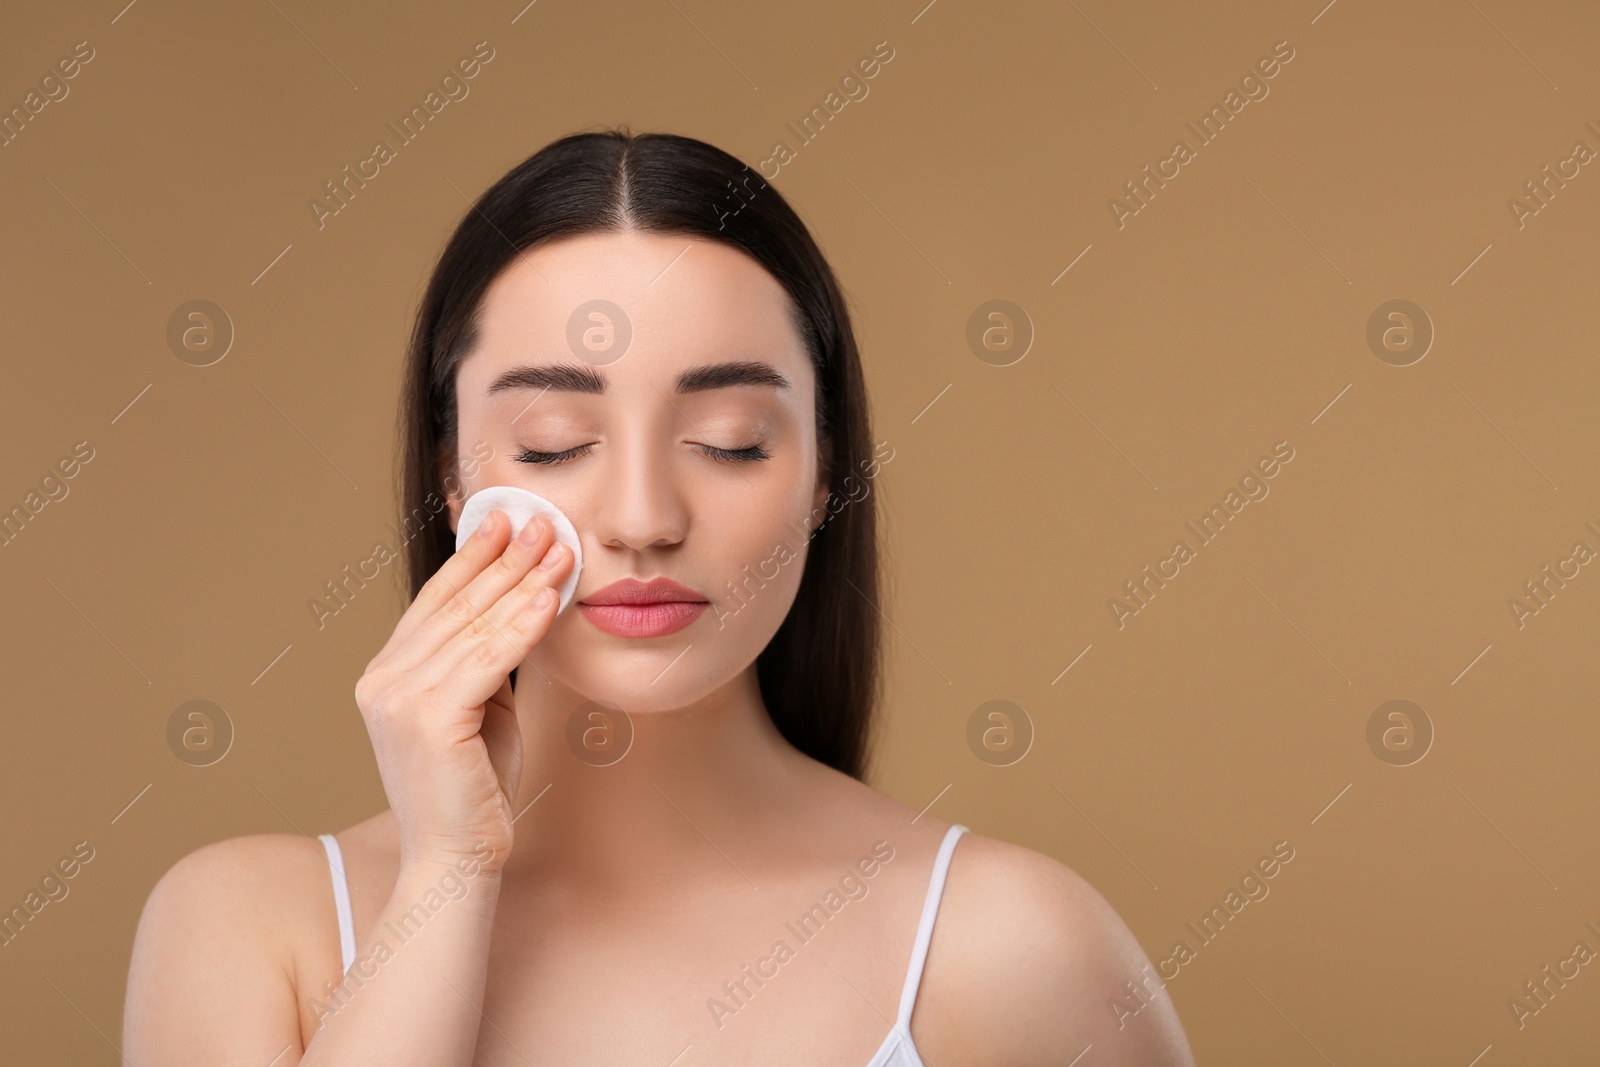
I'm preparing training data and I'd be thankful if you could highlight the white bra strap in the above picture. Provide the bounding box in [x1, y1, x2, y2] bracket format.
[318, 833, 357, 974]
[895, 823, 969, 1029]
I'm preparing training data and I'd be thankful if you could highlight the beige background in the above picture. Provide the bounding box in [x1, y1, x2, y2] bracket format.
[2, 0, 1597, 1062]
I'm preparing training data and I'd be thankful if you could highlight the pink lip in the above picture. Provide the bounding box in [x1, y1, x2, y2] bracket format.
[578, 601, 707, 638]
[578, 577, 709, 638]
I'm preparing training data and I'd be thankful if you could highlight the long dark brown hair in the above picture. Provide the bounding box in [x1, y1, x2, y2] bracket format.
[394, 127, 881, 780]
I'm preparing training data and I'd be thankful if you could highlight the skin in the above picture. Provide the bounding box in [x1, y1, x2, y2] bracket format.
[123, 230, 1195, 1066]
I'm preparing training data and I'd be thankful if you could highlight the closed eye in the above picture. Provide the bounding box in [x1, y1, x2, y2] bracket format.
[514, 443, 771, 466]
[515, 445, 591, 466]
[699, 443, 771, 463]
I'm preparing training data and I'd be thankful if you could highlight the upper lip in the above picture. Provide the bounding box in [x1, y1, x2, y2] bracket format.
[579, 577, 708, 606]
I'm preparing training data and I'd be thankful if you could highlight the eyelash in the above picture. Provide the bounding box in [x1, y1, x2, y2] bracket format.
[514, 443, 772, 466]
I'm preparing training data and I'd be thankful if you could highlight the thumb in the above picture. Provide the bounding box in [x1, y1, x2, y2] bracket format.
[480, 675, 524, 813]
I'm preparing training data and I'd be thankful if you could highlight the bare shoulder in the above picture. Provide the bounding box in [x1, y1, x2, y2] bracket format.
[124, 833, 334, 1063]
[133, 832, 336, 952]
[915, 831, 1196, 1067]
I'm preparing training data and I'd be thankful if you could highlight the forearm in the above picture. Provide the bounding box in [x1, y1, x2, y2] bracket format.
[299, 862, 503, 1066]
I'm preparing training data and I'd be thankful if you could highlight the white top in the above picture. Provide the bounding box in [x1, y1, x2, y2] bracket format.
[317, 822, 969, 1065]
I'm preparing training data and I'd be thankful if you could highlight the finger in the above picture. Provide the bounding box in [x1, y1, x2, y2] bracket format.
[412, 520, 567, 670]
[430, 541, 572, 682]
[397, 510, 563, 668]
[414, 568, 566, 711]
[480, 677, 524, 807]
[386, 507, 513, 648]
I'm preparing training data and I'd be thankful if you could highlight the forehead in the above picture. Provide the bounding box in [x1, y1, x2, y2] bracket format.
[458, 230, 811, 394]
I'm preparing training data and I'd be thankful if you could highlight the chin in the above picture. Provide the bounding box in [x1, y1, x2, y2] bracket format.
[527, 644, 731, 716]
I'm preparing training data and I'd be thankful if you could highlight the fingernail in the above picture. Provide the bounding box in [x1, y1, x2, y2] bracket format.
[517, 515, 546, 546]
[538, 542, 565, 570]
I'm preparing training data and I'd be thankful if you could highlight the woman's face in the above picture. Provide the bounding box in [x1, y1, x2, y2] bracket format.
[446, 229, 830, 713]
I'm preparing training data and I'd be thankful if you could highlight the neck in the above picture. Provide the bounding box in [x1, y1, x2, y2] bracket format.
[502, 665, 805, 891]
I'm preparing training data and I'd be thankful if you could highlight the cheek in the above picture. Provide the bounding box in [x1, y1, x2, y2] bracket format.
[690, 467, 815, 638]
[719, 457, 817, 558]
[726, 526, 804, 588]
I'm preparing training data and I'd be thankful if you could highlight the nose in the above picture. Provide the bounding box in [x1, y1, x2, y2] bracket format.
[588, 427, 689, 553]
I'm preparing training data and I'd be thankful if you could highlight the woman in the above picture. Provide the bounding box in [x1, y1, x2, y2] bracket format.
[124, 128, 1195, 1065]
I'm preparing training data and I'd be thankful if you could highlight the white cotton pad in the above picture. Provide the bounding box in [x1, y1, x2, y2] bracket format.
[454, 486, 584, 615]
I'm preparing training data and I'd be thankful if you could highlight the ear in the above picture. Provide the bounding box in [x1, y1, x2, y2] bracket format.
[810, 436, 835, 531]
[439, 453, 468, 537]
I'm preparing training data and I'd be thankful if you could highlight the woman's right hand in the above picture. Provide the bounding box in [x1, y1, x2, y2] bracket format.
[353, 508, 573, 875]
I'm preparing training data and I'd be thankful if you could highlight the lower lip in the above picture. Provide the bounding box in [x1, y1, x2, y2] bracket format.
[577, 601, 708, 638]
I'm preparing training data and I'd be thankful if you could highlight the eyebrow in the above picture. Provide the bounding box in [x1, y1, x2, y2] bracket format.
[486, 359, 791, 397]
